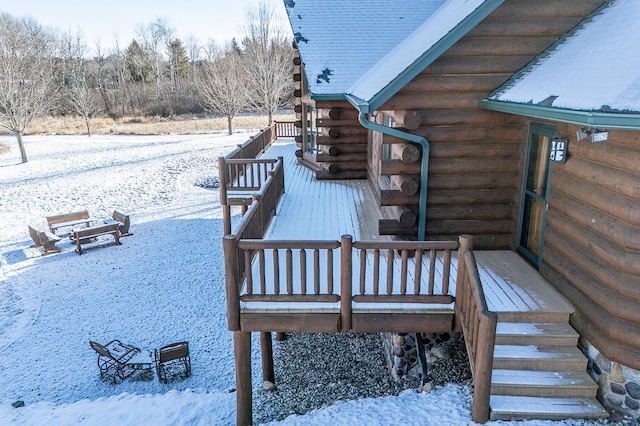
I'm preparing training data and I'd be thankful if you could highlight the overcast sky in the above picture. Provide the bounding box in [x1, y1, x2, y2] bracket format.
[1, 0, 289, 54]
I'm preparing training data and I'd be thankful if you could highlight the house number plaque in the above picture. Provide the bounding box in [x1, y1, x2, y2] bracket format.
[550, 138, 568, 163]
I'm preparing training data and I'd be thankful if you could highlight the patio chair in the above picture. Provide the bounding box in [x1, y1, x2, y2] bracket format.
[154, 341, 191, 383]
[89, 340, 141, 384]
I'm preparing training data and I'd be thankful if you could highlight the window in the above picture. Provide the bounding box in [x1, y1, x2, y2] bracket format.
[380, 113, 395, 184]
[517, 123, 556, 267]
[302, 103, 319, 154]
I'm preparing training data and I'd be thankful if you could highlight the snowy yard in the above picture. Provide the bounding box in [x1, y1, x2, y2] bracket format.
[0, 133, 623, 425]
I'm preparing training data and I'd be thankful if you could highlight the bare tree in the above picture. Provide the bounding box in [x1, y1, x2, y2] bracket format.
[197, 46, 248, 135]
[241, 0, 293, 124]
[185, 35, 201, 81]
[0, 13, 56, 163]
[61, 31, 103, 136]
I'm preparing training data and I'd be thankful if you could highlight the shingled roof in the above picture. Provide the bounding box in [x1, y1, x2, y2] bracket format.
[285, 0, 504, 112]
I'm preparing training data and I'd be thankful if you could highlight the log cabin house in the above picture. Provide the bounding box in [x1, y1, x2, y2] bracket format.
[221, 0, 640, 424]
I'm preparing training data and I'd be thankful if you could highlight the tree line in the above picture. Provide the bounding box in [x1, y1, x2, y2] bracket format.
[0, 1, 294, 163]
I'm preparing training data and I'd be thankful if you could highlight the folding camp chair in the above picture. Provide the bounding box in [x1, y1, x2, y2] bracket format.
[154, 341, 191, 383]
[89, 340, 141, 384]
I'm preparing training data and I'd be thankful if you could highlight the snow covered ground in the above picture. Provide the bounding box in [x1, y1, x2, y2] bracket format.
[0, 133, 627, 425]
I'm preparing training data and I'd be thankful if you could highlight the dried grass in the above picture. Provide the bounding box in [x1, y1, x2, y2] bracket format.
[24, 113, 296, 136]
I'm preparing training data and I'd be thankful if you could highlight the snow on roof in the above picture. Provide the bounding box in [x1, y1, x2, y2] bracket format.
[488, 0, 640, 114]
[350, 0, 491, 103]
[285, 0, 498, 109]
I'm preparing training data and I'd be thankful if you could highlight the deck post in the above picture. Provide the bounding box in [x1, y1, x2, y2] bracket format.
[252, 194, 263, 235]
[218, 156, 228, 206]
[234, 331, 253, 426]
[472, 311, 498, 424]
[454, 235, 473, 331]
[340, 235, 353, 331]
[276, 332, 287, 341]
[260, 332, 275, 384]
[224, 235, 241, 331]
[219, 157, 231, 235]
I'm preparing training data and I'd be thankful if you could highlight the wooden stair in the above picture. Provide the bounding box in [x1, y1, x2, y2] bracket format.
[488, 320, 609, 421]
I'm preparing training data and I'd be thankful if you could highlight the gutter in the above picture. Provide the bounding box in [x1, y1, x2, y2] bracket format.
[481, 99, 640, 130]
[347, 95, 429, 241]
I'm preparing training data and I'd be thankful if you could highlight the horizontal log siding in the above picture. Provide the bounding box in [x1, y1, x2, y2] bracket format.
[314, 100, 368, 180]
[373, 0, 604, 248]
[540, 123, 640, 370]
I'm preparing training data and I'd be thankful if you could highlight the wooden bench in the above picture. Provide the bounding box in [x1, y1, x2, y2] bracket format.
[103, 210, 132, 236]
[46, 210, 93, 236]
[28, 225, 62, 255]
[73, 223, 121, 254]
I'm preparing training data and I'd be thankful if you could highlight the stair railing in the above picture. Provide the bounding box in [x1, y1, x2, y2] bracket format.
[455, 235, 498, 424]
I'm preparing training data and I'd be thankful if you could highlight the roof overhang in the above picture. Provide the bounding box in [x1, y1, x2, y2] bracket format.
[480, 99, 640, 131]
[362, 0, 505, 112]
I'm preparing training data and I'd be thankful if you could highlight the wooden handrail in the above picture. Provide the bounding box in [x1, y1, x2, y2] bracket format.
[454, 235, 497, 424]
[353, 240, 458, 250]
[239, 240, 341, 250]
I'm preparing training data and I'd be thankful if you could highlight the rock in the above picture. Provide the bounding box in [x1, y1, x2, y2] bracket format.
[611, 363, 626, 383]
[431, 346, 451, 361]
[12, 401, 24, 408]
[393, 346, 404, 357]
[626, 381, 640, 400]
[599, 374, 610, 395]
[596, 353, 612, 373]
[625, 396, 640, 411]
[607, 392, 625, 406]
[611, 382, 627, 395]
[419, 381, 434, 393]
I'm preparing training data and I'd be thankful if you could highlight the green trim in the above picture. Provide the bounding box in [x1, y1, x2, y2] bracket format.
[367, 0, 505, 112]
[481, 99, 640, 130]
[517, 123, 557, 268]
[310, 93, 347, 102]
[347, 96, 429, 241]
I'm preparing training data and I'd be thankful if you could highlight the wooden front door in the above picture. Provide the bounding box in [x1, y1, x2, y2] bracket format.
[517, 123, 556, 267]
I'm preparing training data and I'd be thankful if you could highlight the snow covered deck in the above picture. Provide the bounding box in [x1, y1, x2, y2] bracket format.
[235, 140, 574, 327]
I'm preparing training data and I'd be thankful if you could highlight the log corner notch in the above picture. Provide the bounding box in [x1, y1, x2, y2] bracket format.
[380, 110, 422, 130]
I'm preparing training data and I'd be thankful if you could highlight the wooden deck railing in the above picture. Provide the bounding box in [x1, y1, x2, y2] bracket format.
[224, 234, 467, 332]
[227, 126, 276, 161]
[219, 158, 280, 198]
[238, 240, 341, 303]
[218, 121, 295, 234]
[455, 236, 497, 424]
[218, 156, 284, 235]
[274, 121, 298, 138]
[223, 121, 297, 163]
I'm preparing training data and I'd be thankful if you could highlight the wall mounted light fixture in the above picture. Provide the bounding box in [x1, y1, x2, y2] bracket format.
[576, 127, 591, 141]
[576, 127, 609, 143]
[591, 129, 609, 143]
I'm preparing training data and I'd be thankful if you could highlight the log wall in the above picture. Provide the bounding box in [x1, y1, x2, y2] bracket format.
[373, 0, 604, 248]
[539, 123, 640, 371]
[314, 101, 368, 180]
